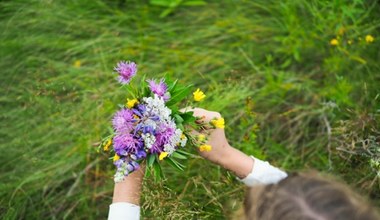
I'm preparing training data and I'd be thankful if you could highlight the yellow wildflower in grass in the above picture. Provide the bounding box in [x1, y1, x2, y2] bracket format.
[197, 134, 206, 142]
[211, 117, 225, 129]
[365, 35, 374, 43]
[330, 38, 339, 46]
[199, 144, 212, 152]
[159, 152, 169, 160]
[113, 154, 120, 162]
[103, 139, 112, 151]
[73, 60, 81, 68]
[193, 88, 206, 102]
[126, 98, 138, 108]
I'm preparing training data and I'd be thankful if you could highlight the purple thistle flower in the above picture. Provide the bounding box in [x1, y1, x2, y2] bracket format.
[114, 61, 137, 84]
[112, 108, 134, 133]
[148, 79, 170, 101]
[158, 122, 175, 143]
[113, 133, 143, 155]
[148, 123, 175, 154]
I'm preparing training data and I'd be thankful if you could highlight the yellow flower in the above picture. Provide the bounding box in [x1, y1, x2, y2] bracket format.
[181, 134, 186, 140]
[159, 152, 169, 160]
[113, 154, 120, 162]
[199, 144, 212, 152]
[365, 35, 374, 43]
[193, 88, 206, 102]
[126, 98, 138, 108]
[330, 38, 339, 46]
[197, 134, 206, 142]
[103, 139, 112, 151]
[73, 60, 81, 68]
[211, 118, 225, 129]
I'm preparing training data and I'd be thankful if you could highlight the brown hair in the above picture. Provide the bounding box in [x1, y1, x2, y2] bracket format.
[244, 172, 379, 220]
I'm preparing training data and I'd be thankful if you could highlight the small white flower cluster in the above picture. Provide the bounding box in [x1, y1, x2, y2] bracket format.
[143, 94, 172, 123]
[142, 94, 187, 155]
[164, 128, 187, 154]
[114, 163, 127, 182]
[142, 133, 156, 149]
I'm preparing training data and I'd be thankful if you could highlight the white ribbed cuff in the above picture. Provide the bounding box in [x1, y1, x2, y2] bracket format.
[239, 156, 287, 187]
[108, 202, 140, 220]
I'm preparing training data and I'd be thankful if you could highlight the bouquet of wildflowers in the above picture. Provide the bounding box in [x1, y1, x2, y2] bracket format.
[100, 61, 225, 182]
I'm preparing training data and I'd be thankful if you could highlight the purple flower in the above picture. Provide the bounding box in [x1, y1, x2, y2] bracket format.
[114, 61, 137, 84]
[112, 108, 134, 133]
[158, 122, 175, 143]
[135, 150, 147, 159]
[114, 158, 124, 168]
[113, 133, 143, 154]
[148, 122, 175, 153]
[126, 161, 140, 172]
[148, 79, 170, 101]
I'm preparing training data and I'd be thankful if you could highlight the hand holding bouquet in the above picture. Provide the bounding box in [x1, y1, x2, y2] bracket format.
[99, 61, 225, 182]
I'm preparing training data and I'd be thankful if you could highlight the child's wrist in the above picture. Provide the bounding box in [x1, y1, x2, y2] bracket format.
[221, 145, 254, 179]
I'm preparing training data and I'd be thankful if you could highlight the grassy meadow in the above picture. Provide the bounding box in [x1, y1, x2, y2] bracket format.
[1, 0, 379, 219]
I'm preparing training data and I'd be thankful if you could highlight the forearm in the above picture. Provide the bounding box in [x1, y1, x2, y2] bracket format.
[112, 165, 145, 205]
[219, 144, 254, 179]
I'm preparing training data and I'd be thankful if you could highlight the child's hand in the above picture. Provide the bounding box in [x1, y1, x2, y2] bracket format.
[186, 108, 231, 165]
[182, 107, 254, 178]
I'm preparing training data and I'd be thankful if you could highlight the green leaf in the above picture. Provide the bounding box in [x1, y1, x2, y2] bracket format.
[174, 114, 184, 124]
[179, 111, 196, 123]
[147, 154, 155, 167]
[167, 79, 178, 92]
[176, 149, 195, 157]
[166, 85, 192, 106]
[166, 157, 185, 171]
[183, 1, 206, 6]
[145, 164, 151, 178]
[153, 161, 164, 181]
[171, 151, 187, 160]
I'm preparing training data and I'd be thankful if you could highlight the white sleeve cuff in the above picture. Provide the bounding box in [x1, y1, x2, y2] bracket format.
[239, 156, 287, 186]
[108, 202, 140, 220]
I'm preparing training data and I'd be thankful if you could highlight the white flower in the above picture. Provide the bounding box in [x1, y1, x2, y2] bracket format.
[163, 129, 184, 154]
[142, 133, 156, 149]
[180, 135, 187, 147]
[143, 94, 172, 123]
[114, 169, 125, 182]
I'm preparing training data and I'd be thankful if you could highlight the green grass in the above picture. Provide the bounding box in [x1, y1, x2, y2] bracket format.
[1, 0, 379, 219]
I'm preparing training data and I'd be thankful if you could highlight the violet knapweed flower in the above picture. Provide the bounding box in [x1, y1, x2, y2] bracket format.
[113, 133, 143, 154]
[148, 79, 170, 101]
[114, 61, 137, 84]
[112, 108, 134, 133]
[158, 122, 175, 143]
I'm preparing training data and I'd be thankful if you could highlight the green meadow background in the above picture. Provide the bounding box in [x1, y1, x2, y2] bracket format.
[1, 0, 379, 219]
